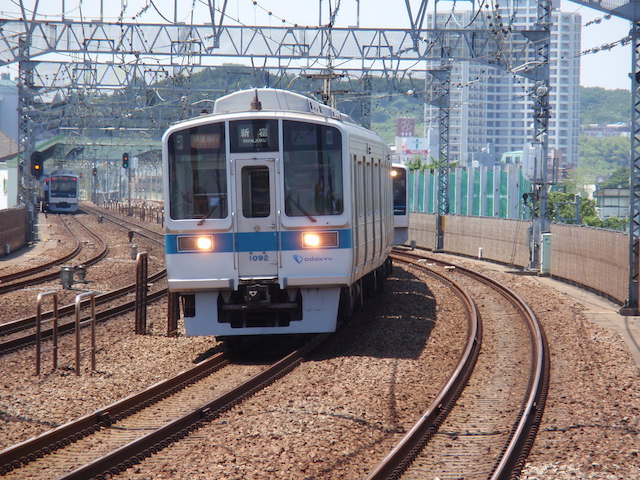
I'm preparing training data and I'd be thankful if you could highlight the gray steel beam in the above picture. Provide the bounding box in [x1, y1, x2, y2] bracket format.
[427, 65, 451, 250]
[520, 0, 552, 272]
[568, 0, 634, 20]
[627, 18, 640, 311]
[0, 19, 511, 67]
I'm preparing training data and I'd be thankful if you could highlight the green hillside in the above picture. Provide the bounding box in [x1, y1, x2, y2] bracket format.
[580, 86, 630, 125]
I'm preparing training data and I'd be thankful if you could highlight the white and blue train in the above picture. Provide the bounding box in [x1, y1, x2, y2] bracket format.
[391, 162, 409, 246]
[42, 173, 79, 213]
[162, 88, 397, 338]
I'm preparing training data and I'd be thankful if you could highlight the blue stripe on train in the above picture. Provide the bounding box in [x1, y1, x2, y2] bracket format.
[165, 229, 352, 254]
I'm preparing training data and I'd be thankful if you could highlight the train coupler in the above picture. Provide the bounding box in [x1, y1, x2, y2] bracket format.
[243, 284, 271, 307]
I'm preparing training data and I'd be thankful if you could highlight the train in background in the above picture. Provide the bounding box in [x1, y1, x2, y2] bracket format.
[162, 88, 402, 339]
[42, 173, 79, 213]
[391, 163, 409, 246]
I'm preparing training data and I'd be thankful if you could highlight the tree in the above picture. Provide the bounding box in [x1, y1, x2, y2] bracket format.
[405, 156, 460, 172]
[598, 166, 630, 189]
[548, 191, 581, 223]
[547, 191, 601, 225]
[602, 216, 629, 231]
[548, 190, 628, 231]
[580, 87, 630, 125]
[576, 135, 629, 185]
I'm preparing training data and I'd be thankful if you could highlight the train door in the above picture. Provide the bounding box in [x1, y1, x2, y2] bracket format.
[233, 158, 279, 279]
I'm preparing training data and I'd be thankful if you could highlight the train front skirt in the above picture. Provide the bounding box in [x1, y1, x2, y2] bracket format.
[182, 287, 340, 336]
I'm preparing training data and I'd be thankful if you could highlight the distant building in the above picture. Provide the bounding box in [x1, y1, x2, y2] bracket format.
[500, 150, 524, 165]
[424, 0, 581, 170]
[0, 129, 19, 210]
[593, 188, 629, 219]
[581, 123, 630, 138]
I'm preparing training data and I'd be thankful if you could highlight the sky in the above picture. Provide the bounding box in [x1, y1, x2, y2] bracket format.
[0, 0, 633, 90]
[560, 0, 631, 90]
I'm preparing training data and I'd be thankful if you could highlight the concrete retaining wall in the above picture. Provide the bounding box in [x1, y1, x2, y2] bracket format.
[409, 213, 628, 304]
[550, 223, 627, 304]
[441, 215, 530, 267]
[0, 207, 28, 257]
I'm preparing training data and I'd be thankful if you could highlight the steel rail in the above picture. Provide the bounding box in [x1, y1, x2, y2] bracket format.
[0, 268, 165, 338]
[12, 333, 328, 480]
[391, 250, 550, 480]
[1, 209, 167, 352]
[0, 351, 229, 475]
[0, 216, 81, 284]
[0, 216, 82, 290]
[80, 204, 165, 245]
[58, 333, 328, 480]
[0, 215, 108, 294]
[366, 253, 482, 480]
[0, 282, 168, 355]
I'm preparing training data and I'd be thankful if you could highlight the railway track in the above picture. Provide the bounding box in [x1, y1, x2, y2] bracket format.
[0, 206, 548, 479]
[370, 250, 550, 480]
[0, 215, 80, 284]
[80, 203, 165, 245]
[0, 215, 107, 295]
[0, 335, 328, 479]
[0, 272, 168, 355]
[0, 209, 167, 355]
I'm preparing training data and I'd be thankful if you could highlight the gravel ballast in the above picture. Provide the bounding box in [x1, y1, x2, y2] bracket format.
[0, 214, 638, 479]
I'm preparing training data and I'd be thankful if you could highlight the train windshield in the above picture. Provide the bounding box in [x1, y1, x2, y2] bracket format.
[282, 120, 343, 217]
[49, 177, 77, 197]
[167, 122, 228, 220]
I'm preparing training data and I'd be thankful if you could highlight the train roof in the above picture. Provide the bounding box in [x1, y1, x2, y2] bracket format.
[213, 88, 356, 125]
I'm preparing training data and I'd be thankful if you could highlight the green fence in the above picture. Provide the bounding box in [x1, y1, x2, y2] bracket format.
[408, 165, 532, 220]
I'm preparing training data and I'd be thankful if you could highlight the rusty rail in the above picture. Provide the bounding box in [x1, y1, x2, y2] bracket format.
[0, 351, 229, 475]
[385, 250, 550, 480]
[365, 254, 482, 480]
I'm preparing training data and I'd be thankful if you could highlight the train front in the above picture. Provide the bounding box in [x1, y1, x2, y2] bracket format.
[162, 92, 351, 337]
[44, 174, 79, 213]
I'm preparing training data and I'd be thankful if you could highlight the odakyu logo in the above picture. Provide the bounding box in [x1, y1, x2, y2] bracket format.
[293, 254, 332, 264]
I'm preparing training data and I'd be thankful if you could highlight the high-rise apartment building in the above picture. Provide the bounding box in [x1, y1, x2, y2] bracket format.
[424, 0, 581, 170]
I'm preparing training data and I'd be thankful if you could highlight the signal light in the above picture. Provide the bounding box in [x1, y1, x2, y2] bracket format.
[92, 167, 97, 176]
[122, 152, 130, 168]
[30, 151, 43, 179]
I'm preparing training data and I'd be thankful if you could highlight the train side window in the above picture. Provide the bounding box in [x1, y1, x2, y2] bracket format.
[241, 166, 270, 218]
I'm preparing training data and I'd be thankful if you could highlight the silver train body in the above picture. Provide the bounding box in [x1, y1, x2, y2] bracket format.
[162, 88, 395, 337]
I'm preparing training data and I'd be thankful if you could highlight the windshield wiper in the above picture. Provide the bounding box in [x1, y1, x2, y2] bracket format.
[197, 203, 219, 226]
[286, 193, 317, 222]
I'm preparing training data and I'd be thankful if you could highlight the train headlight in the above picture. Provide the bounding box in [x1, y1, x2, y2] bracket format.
[196, 236, 213, 250]
[303, 233, 321, 248]
[301, 231, 338, 248]
[390, 169, 398, 177]
[177, 235, 214, 252]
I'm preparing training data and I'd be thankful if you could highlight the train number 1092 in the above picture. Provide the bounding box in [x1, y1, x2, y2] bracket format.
[248, 254, 270, 262]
